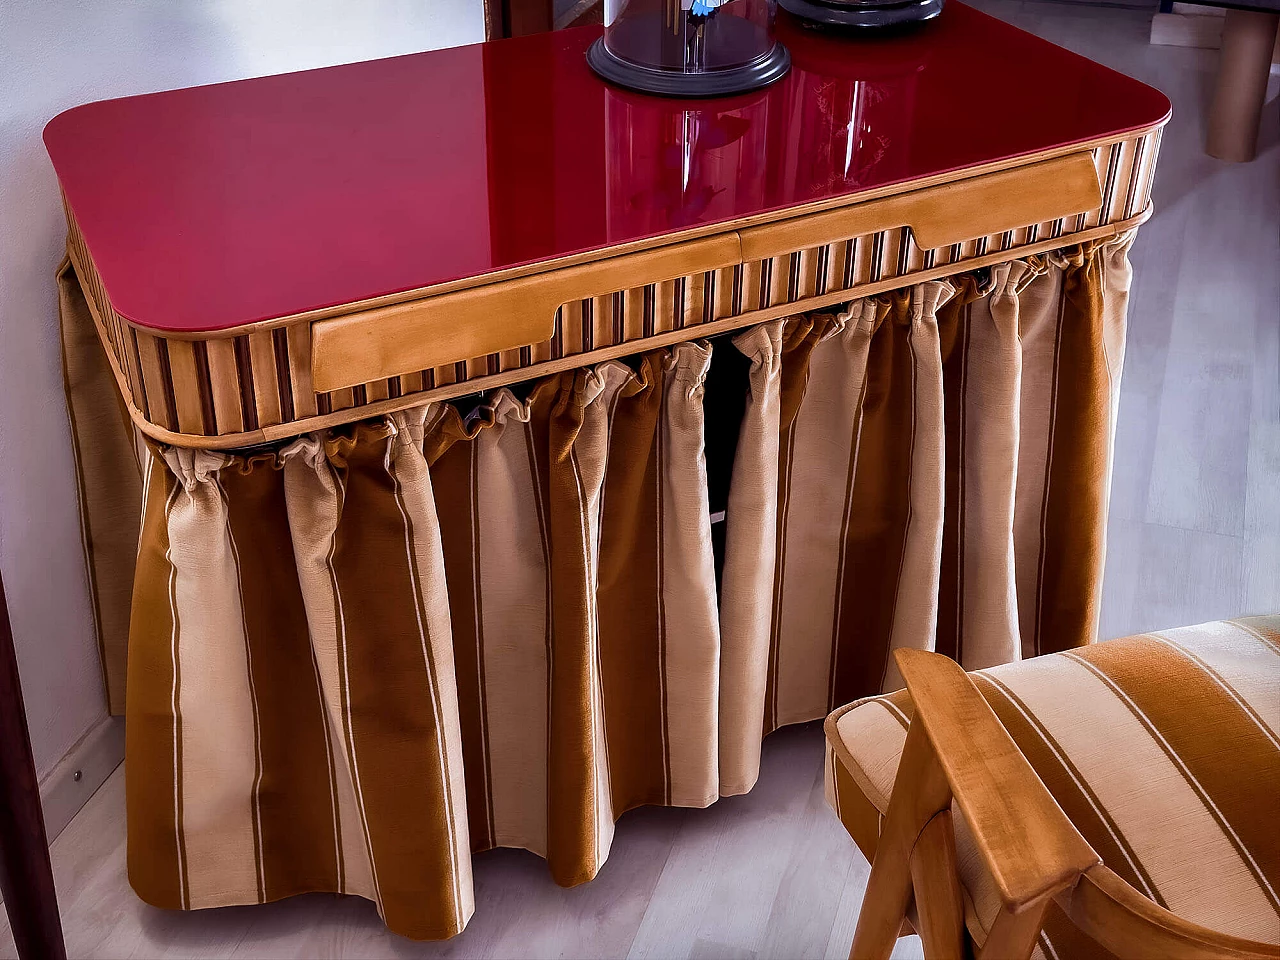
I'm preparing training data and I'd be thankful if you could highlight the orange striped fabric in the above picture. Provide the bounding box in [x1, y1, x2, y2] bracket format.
[719, 278, 955, 788]
[128, 411, 475, 938]
[1012, 237, 1134, 659]
[824, 617, 1280, 956]
[126, 344, 719, 938]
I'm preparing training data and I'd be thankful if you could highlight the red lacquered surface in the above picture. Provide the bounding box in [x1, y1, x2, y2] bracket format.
[44, 2, 1169, 334]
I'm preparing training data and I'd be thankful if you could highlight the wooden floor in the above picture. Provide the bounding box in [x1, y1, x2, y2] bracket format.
[4, 3, 1277, 957]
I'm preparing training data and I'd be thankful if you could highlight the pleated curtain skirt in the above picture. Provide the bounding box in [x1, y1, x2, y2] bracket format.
[60, 234, 1135, 939]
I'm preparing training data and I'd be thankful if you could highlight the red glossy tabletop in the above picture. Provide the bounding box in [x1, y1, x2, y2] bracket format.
[44, 2, 1169, 334]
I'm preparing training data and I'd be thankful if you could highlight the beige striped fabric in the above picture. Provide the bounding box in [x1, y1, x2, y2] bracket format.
[1012, 234, 1134, 659]
[721, 234, 1135, 802]
[936, 263, 1034, 671]
[427, 344, 720, 883]
[718, 316, 831, 795]
[719, 280, 954, 784]
[71, 236, 1132, 728]
[128, 410, 475, 939]
[125, 343, 719, 938]
[58, 258, 145, 714]
[110, 237, 1136, 939]
[824, 616, 1280, 957]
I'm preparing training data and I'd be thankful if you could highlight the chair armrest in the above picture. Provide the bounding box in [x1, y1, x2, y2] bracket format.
[895, 648, 1101, 914]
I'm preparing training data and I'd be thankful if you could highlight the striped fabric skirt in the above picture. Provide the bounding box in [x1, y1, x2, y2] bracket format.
[61, 233, 1136, 939]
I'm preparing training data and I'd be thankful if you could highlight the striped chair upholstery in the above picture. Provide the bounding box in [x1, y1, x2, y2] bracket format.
[824, 617, 1280, 958]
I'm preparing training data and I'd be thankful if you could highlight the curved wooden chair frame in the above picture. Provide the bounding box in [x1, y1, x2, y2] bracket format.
[849, 648, 1280, 960]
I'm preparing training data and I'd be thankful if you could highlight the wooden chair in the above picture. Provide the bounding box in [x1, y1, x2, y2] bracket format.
[825, 617, 1280, 960]
[0, 568, 67, 960]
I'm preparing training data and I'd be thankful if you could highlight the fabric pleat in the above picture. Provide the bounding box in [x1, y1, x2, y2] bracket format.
[126, 344, 722, 937]
[738, 279, 954, 751]
[725, 232, 1136, 780]
[58, 258, 144, 714]
[115, 236, 1135, 940]
[767, 306, 876, 731]
[1013, 234, 1134, 657]
[716, 320, 785, 797]
[128, 412, 477, 939]
[597, 344, 721, 813]
[936, 263, 1041, 671]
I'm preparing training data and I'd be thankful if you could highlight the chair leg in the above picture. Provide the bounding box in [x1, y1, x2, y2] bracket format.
[909, 810, 966, 960]
[0, 572, 67, 960]
[976, 897, 1050, 960]
[850, 719, 953, 960]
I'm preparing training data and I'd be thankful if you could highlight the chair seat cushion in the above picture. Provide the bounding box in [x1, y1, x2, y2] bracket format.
[824, 617, 1280, 955]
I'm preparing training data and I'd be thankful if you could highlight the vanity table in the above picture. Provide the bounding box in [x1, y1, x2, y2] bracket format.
[46, 4, 1166, 451]
[43, 3, 1170, 941]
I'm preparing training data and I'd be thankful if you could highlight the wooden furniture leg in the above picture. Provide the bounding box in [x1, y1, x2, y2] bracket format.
[909, 811, 966, 960]
[1206, 8, 1280, 162]
[977, 898, 1052, 960]
[0, 571, 67, 960]
[849, 719, 954, 960]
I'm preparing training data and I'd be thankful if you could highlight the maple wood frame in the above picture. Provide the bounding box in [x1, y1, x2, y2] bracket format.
[847, 649, 1280, 960]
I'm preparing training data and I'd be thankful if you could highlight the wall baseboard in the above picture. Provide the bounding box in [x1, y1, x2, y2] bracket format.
[39, 715, 124, 841]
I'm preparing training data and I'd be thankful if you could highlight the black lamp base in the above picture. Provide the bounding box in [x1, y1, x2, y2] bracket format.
[778, 0, 944, 29]
[586, 37, 791, 98]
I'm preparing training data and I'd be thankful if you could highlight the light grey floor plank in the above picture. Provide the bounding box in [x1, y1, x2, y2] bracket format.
[4, 3, 1277, 957]
[756, 751, 854, 960]
[628, 724, 820, 960]
[1241, 210, 1280, 618]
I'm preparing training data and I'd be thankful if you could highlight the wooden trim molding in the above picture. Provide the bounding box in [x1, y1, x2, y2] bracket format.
[38, 716, 124, 844]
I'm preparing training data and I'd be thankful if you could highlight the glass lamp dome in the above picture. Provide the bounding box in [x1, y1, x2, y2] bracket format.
[588, 0, 791, 98]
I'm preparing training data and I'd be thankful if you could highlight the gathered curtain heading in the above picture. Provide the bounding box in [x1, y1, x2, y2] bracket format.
[58, 235, 1134, 940]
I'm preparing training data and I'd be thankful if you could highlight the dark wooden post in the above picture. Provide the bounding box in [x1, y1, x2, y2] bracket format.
[484, 0, 600, 39]
[0, 570, 67, 960]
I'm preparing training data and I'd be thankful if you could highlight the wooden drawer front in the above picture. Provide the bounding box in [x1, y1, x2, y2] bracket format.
[310, 151, 1102, 395]
[739, 152, 1102, 262]
[310, 233, 741, 393]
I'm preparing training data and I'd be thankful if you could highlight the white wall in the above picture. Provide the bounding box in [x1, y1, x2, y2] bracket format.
[0, 0, 486, 778]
